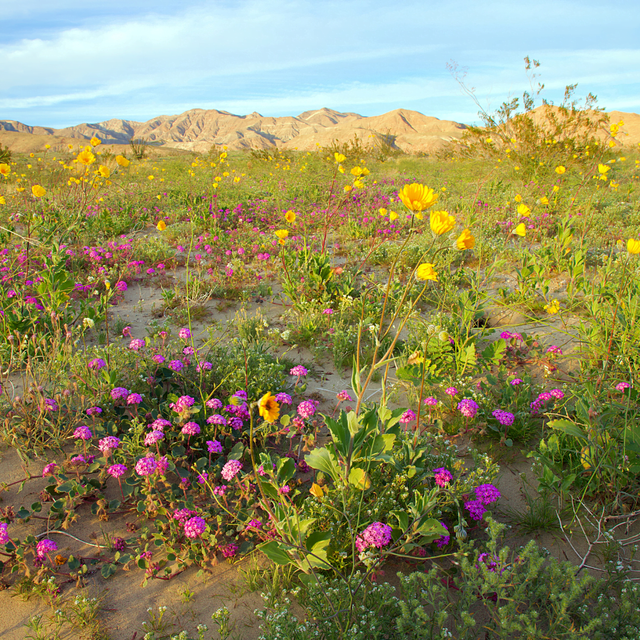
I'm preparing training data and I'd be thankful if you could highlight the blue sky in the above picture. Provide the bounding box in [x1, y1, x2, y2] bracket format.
[2, 0, 639, 128]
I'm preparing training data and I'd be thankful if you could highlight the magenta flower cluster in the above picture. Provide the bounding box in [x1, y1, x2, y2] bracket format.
[457, 398, 479, 419]
[355, 522, 393, 552]
[221, 459, 243, 481]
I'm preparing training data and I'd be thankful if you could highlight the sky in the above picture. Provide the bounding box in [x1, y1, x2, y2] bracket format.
[1, 0, 639, 128]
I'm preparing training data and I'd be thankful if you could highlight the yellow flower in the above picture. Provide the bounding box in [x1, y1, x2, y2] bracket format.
[90, 136, 101, 147]
[45, 144, 51, 149]
[513, 223, 526, 237]
[338, 165, 345, 174]
[334, 152, 346, 163]
[544, 299, 560, 314]
[540, 196, 549, 205]
[379, 208, 387, 216]
[285, 210, 296, 224]
[31, 184, 46, 198]
[116, 155, 130, 167]
[416, 263, 438, 281]
[552, 185, 560, 193]
[389, 210, 398, 221]
[309, 483, 324, 498]
[98, 165, 110, 178]
[275, 229, 289, 244]
[353, 179, 364, 189]
[456, 228, 475, 250]
[351, 166, 364, 176]
[77, 150, 95, 165]
[555, 166, 566, 174]
[157, 220, 167, 231]
[258, 392, 280, 423]
[430, 210, 455, 236]
[398, 183, 438, 213]
[148, 175, 154, 181]
[344, 185, 352, 193]
[407, 351, 424, 365]
[598, 164, 610, 174]
[517, 203, 531, 217]
[0, 196, 5, 205]
[514, 194, 522, 203]
[627, 238, 640, 254]
[0, 163, 11, 176]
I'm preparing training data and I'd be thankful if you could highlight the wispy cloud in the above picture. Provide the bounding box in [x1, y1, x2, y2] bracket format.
[1, 0, 639, 126]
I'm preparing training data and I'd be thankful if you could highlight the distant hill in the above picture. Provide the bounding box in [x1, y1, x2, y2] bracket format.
[1, 106, 638, 154]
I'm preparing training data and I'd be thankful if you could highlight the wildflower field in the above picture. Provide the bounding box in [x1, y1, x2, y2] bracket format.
[2, 99, 640, 640]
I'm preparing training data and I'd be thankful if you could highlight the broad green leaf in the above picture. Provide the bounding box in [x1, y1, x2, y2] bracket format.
[305, 447, 342, 483]
[548, 419, 587, 441]
[259, 541, 292, 565]
[348, 467, 371, 490]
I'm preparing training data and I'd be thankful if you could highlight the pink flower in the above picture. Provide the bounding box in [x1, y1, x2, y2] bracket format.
[135, 456, 157, 476]
[36, 538, 58, 558]
[179, 328, 191, 340]
[423, 396, 438, 406]
[457, 398, 479, 419]
[115, 280, 127, 293]
[290, 365, 308, 377]
[445, 387, 458, 396]
[184, 516, 206, 538]
[400, 409, 416, 424]
[181, 422, 201, 436]
[337, 390, 352, 402]
[0, 523, 9, 545]
[73, 426, 92, 440]
[207, 439, 223, 453]
[42, 462, 58, 477]
[433, 467, 452, 487]
[108, 464, 127, 478]
[221, 459, 242, 481]
[297, 400, 316, 419]
[355, 522, 392, 552]
[129, 338, 145, 351]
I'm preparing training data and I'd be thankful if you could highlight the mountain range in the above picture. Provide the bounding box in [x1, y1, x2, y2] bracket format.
[1, 107, 639, 154]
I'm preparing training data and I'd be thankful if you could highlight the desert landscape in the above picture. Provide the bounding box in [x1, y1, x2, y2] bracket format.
[1, 100, 640, 640]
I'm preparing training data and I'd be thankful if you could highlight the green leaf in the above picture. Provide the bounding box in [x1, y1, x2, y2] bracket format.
[101, 563, 117, 579]
[548, 419, 587, 440]
[348, 467, 371, 490]
[305, 447, 341, 483]
[392, 511, 409, 531]
[259, 541, 292, 565]
[276, 457, 297, 484]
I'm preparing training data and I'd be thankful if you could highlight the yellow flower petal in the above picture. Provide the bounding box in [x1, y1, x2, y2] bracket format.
[285, 210, 296, 224]
[513, 223, 526, 237]
[157, 220, 167, 231]
[416, 263, 438, 281]
[31, 184, 46, 198]
[517, 203, 531, 217]
[258, 392, 280, 423]
[627, 238, 640, 254]
[456, 228, 475, 250]
[430, 210, 455, 235]
[398, 183, 438, 213]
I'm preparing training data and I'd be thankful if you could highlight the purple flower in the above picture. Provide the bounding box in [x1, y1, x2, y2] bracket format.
[181, 422, 200, 436]
[135, 456, 157, 476]
[221, 459, 243, 481]
[546, 345, 563, 355]
[206, 398, 223, 410]
[129, 338, 145, 351]
[173, 508, 196, 523]
[297, 400, 316, 419]
[206, 414, 227, 426]
[246, 519, 262, 530]
[144, 430, 164, 446]
[435, 522, 450, 549]
[538, 392, 552, 402]
[510, 378, 523, 386]
[108, 464, 127, 478]
[207, 439, 223, 453]
[500, 331, 513, 340]
[475, 483, 501, 505]
[445, 387, 458, 396]
[73, 426, 92, 440]
[212, 485, 227, 496]
[229, 417, 243, 430]
[111, 387, 129, 400]
[184, 516, 206, 539]
[150, 418, 172, 431]
[457, 398, 479, 419]
[86, 406, 102, 416]
[423, 396, 438, 406]
[156, 456, 169, 475]
[400, 409, 416, 424]
[220, 543, 238, 558]
[44, 398, 58, 412]
[169, 360, 184, 372]
[171, 395, 195, 413]
[275, 392, 292, 405]
[616, 382, 630, 392]
[98, 436, 121, 453]
[492, 409, 515, 426]
[127, 393, 143, 405]
[179, 328, 191, 340]
[290, 365, 308, 377]
[434, 467, 452, 487]
[0, 523, 9, 545]
[152, 354, 166, 364]
[36, 538, 57, 558]
[337, 390, 352, 402]
[196, 361, 212, 372]
[42, 462, 58, 477]
[115, 280, 127, 293]
[465, 499, 487, 521]
[88, 358, 106, 370]
[530, 399, 543, 414]
[355, 522, 393, 553]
